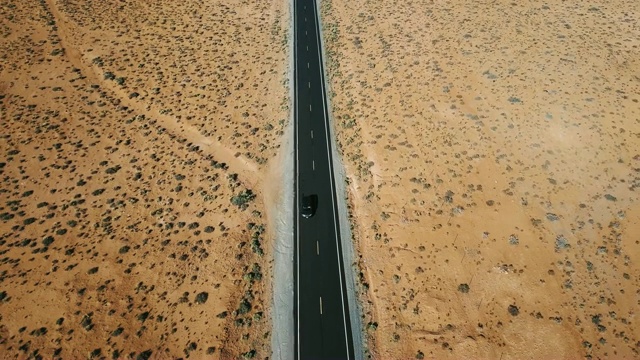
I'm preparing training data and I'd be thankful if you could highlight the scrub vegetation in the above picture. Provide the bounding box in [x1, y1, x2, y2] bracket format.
[0, 0, 289, 357]
[321, 0, 640, 358]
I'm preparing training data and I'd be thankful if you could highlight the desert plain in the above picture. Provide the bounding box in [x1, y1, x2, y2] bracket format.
[320, 0, 640, 358]
[0, 0, 288, 358]
[2, 0, 640, 359]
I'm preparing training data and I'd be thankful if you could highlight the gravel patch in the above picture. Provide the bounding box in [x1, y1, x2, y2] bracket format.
[270, 1, 295, 357]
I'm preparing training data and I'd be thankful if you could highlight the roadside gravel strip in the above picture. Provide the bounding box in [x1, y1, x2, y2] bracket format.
[270, 122, 295, 360]
[315, 0, 365, 358]
[271, 0, 295, 358]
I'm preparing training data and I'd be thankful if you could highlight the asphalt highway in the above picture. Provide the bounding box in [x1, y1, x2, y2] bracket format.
[293, 0, 355, 358]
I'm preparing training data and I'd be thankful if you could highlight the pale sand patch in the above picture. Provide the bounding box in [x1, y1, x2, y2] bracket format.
[320, 0, 640, 358]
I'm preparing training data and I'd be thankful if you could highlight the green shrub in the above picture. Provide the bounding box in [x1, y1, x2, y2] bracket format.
[231, 189, 256, 210]
[242, 350, 256, 359]
[136, 350, 152, 360]
[89, 348, 102, 359]
[458, 284, 470, 293]
[42, 236, 54, 246]
[137, 311, 149, 322]
[216, 311, 228, 319]
[238, 298, 251, 314]
[195, 292, 209, 304]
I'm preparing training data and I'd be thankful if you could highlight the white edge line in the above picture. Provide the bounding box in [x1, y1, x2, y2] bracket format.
[293, 0, 300, 358]
[312, 0, 351, 358]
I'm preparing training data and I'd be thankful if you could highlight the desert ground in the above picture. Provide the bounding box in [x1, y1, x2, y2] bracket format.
[0, 0, 288, 358]
[320, 0, 640, 358]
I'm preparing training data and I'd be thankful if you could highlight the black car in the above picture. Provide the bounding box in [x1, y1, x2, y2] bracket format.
[301, 194, 318, 218]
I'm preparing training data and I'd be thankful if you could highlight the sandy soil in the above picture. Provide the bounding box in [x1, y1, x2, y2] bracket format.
[320, 0, 640, 358]
[0, 0, 288, 358]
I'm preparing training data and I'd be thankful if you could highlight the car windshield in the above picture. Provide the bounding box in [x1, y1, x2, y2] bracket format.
[302, 199, 312, 208]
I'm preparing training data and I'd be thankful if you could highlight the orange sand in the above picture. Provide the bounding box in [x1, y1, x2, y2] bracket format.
[0, 0, 288, 358]
[320, 0, 640, 358]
